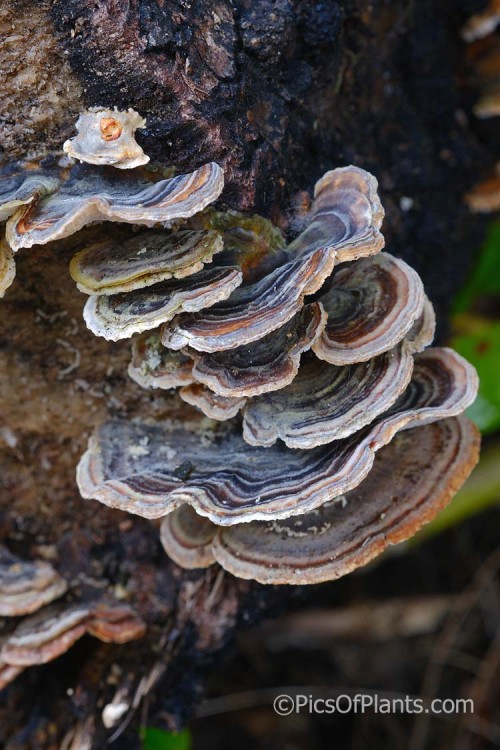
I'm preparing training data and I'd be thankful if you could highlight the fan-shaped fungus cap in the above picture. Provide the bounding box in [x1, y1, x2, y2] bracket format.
[301, 166, 385, 262]
[160, 417, 479, 584]
[0, 605, 91, 666]
[160, 505, 217, 569]
[0, 547, 67, 616]
[86, 602, 146, 643]
[63, 107, 149, 169]
[70, 230, 224, 295]
[389, 348, 478, 428]
[0, 601, 145, 677]
[242, 344, 414, 449]
[76, 348, 477, 524]
[190, 302, 327, 398]
[462, 0, 500, 41]
[0, 161, 61, 223]
[179, 384, 246, 420]
[7, 162, 224, 251]
[84, 266, 242, 341]
[405, 296, 436, 353]
[161, 242, 336, 352]
[128, 332, 195, 389]
[312, 252, 425, 365]
[0, 240, 16, 297]
[161, 166, 384, 353]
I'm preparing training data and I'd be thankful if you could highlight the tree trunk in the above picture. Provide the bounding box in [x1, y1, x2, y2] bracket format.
[0, 0, 492, 747]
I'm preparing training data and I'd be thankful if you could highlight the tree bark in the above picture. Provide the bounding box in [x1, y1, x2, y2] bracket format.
[0, 0, 492, 747]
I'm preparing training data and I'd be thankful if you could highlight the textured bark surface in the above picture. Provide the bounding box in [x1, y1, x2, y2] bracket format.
[0, 0, 493, 747]
[0, 1, 84, 160]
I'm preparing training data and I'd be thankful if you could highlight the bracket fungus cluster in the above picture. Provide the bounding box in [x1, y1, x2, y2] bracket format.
[0, 601, 146, 690]
[0, 111, 480, 618]
[0, 541, 146, 692]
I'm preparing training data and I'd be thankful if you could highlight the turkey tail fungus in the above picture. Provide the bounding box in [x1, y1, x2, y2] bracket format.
[0, 1, 492, 745]
[0, 122, 481, 696]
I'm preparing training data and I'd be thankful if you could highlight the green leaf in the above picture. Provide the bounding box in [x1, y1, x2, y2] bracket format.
[453, 220, 500, 314]
[411, 220, 500, 541]
[451, 317, 500, 434]
[141, 727, 192, 750]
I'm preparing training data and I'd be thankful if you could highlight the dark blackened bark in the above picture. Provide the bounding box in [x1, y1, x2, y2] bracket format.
[50, 0, 491, 329]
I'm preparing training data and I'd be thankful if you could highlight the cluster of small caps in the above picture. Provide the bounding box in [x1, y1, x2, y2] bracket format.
[0, 108, 227, 690]
[0, 108, 480, 587]
[0, 106, 225, 296]
[463, 1, 500, 213]
[0, 601, 146, 690]
[0, 545, 146, 690]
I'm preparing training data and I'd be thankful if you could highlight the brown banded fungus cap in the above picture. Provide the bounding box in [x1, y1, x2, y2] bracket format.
[312, 252, 425, 365]
[63, 107, 149, 170]
[0, 547, 67, 616]
[70, 229, 224, 295]
[474, 91, 500, 120]
[467, 38, 500, 119]
[160, 166, 384, 353]
[242, 343, 415, 449]
[308, 167, 385, 262]
[160, 505, 219, 570]
[85, 602, 146, 643]
[0, 601, 145, 676]
[160, 418, 480, 584]
[84, 266, 243, 341]
[405, 296, 436, 353]
[0, 605, 91, 666]
[6, 161, 224, 251]
[0, 161, 62, 224]
[465, 171, 500, 213]
[77, 347, 477, 524]
[189, 302, 327, 398]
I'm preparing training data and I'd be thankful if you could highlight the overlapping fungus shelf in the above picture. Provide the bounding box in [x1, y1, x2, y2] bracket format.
[70, 229, 224, 295]
[4, 160, 224, 250]
[161, 167, 384, 352]
[76, 348, 477, 524]
[160, 417, 480, 584]
[0, 109, 481, 694]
